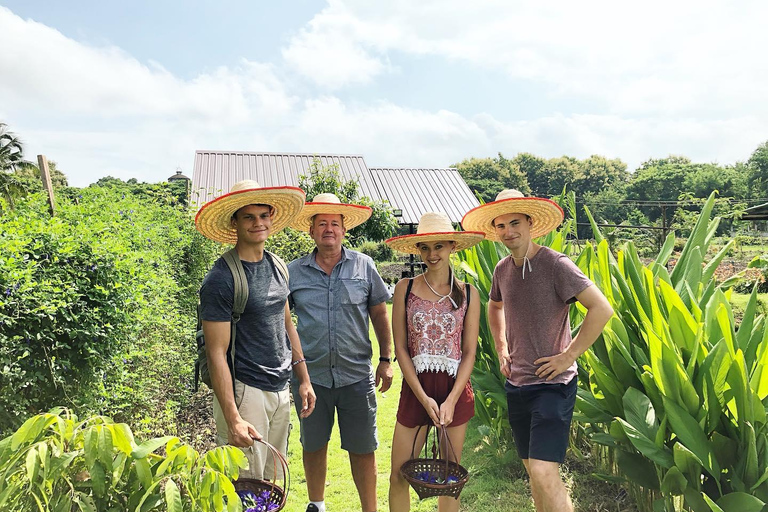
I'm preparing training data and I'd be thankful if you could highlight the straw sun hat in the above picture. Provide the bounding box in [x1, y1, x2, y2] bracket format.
[195, 180, 306, 244]
[461, 189, 564, 242]
[290, 193, 373, 232]
[386, 212, 485, 255]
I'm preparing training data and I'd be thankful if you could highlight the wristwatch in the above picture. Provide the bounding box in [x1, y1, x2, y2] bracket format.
[379, 356, 392, 363]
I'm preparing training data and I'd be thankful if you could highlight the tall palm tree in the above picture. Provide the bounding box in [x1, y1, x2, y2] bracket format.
[0, 123, 31, 211]
[0, 123, 25, 172]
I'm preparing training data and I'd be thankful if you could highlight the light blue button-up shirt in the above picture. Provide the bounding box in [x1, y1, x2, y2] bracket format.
[288, 247, 391, 388]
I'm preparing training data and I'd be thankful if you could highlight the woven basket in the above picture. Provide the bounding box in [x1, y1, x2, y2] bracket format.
[234, 440, 290, 511]
[400, 425, 469, 500]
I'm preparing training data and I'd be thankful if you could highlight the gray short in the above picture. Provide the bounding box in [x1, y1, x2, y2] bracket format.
[292, 376, 378, 454]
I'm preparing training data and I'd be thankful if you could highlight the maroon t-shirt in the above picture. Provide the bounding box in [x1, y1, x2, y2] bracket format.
[489, 246, 592, 386]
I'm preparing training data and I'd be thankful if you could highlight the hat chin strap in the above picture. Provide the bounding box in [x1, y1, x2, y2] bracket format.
[512, 241, 534, 279]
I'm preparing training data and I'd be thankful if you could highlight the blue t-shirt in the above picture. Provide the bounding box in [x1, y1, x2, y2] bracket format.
[200, 253, 290, 392]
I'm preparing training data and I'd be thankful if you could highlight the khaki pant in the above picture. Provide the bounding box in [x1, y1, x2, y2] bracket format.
[213, 381, 291, 480]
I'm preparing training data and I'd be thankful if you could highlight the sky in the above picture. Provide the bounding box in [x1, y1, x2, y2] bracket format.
[2, 0, 767, 187]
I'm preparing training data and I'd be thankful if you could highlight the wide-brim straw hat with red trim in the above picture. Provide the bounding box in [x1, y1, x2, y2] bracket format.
[461, 189, 564, 242]
[289, 193, 372, 232]
[195, 179, 305, 244]
[385, 212, 485, 255]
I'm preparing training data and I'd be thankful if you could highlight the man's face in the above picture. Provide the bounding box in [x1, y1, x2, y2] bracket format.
[231, 204, 273, 244]
[310, 214, 346, 250]
[493, 213, 532, 251]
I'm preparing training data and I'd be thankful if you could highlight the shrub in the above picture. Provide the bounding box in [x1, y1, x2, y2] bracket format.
[0, 409, 246, 511]
[265, 227, 316, 263]
[0, 186, 217, 435]
[357, 240, 394, 262]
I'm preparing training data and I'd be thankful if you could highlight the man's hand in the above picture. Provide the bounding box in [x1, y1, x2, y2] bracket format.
[298, 381, 316, 418]
[375, 361, 394, 392]
[228, 417, 261, 447]
[534, 351, 576, 381]
[499, 352, 511, 379]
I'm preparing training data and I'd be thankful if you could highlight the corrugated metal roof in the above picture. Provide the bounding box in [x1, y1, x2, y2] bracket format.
[191, 151, 479, 226]
[191, 151, 381, 210]
[370, 168, 479, 225]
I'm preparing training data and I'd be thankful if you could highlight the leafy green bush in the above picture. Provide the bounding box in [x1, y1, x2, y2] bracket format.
[357, 240, 394, 262]
[0, 409, 246, 511]
[575, 193, 768, 511]
[0, 186, 217, 435]
[264, 227, 315, 263]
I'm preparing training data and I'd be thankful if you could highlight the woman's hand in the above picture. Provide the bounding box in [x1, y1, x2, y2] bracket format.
[422, 396, 441, 426]
[439, 398, 457, 426]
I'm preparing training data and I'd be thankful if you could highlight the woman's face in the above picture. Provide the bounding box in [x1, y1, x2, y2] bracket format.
[416, 240, 455, 270]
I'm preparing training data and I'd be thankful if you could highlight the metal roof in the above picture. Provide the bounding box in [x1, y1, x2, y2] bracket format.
[191, 151, 479, 226]
[191, 151, 380, 209]
[370, 168, 479, 225]
[742, 202, 768, 221]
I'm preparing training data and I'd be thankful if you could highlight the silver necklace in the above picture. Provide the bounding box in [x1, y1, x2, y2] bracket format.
[423, 268, 457, 307]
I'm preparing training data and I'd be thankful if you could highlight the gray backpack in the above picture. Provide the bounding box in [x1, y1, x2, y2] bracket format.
[194, 248, 289, 392]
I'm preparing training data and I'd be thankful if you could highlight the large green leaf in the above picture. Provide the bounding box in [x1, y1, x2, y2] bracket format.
[670, 192, 716, 288]
[623, 387, 659, 440]
[660, 466, 688, 495]
[618, 418, 673, 468]
[715, 492, 765, 512]
[662, 397, 721, 484]
[616, 449, 660, 490]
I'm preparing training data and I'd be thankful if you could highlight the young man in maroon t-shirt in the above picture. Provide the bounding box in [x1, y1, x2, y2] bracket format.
[463, 189, 613, 512]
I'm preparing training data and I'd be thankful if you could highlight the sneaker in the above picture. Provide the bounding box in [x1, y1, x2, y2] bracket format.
[306, 505, 320, 512]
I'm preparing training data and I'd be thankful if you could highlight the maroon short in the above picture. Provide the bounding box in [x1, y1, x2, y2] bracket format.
[396, 371, 475, 428]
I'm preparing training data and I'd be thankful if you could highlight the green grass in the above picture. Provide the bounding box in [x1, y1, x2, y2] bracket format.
[278, 303, 637, 511]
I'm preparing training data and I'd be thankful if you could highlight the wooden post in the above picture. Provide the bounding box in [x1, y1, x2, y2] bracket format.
[37, 155, 56, 216]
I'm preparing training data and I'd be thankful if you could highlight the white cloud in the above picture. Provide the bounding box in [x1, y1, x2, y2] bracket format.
[281, 1, 768, 119]
[1, 3, 767, 189]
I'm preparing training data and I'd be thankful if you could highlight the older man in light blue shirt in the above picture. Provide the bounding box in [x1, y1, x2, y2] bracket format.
[288, 193, 393, 512]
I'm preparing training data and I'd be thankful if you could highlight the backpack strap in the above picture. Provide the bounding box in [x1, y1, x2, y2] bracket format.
[222, 248, 249, 393]
[265, 250, 289, 283]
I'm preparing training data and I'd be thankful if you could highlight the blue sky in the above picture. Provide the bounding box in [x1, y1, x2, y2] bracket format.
[2, 1, 767, 186]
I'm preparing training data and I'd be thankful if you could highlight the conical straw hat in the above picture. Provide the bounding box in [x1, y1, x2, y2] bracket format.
[385, 212, 485, 254]
[461, 189, 563, 241]
[195, 180, 305, 244]
[290, 193, 372, 232]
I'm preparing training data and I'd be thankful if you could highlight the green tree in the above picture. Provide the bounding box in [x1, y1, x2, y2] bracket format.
[0, 123, 25, 172]
[454, 154, 530, 202]
[0, 123, 34, 210]
[573, 155, 629, 197]
[297, 158, 398, 244]
[682, 163, 746, 199]
[542, 156, 579, 196]
[748, 140, 768, 199]
[510, 152, 548, 196]
[14, 160, 69, 188]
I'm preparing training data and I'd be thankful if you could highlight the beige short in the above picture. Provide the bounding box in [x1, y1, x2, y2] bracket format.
[213, 380, 291, 480]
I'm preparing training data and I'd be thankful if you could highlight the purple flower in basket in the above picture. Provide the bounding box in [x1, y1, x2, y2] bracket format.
[238, 489, 279, 512]
[415, 471, 439, 484]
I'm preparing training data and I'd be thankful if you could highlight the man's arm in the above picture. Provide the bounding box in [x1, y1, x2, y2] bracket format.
[203, 320, 260, 446]
[284, 302, 315, 418]
[534, 284, 614, 381]
[488, 298, 511, 378]
[369, 301, 394, 392]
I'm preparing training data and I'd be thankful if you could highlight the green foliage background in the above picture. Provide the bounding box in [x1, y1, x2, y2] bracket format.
[0, 183, 218, 436]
